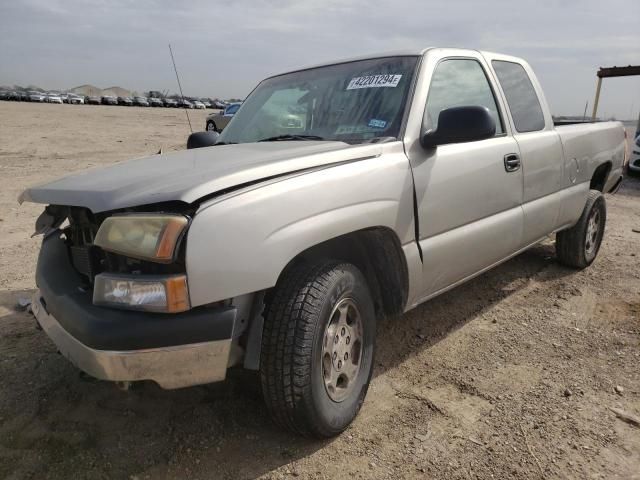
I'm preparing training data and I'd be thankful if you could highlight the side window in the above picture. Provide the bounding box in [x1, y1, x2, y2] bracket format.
[425, 59, 504, 134]
[492, 61, 545, 132]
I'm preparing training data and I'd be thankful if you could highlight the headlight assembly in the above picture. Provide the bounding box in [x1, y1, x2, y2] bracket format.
[93, 274, 190, 313]
[94, 214, 189, 263]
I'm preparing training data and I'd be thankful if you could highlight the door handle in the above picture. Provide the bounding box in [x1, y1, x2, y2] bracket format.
[504, 153, 521, 172]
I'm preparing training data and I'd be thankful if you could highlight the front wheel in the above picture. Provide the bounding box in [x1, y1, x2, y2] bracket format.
[260, 261, 376, 438]
[206, 121, 217, 132]
[556, 189, 606, 269]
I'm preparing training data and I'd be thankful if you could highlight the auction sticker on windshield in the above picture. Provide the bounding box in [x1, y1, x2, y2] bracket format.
[346, 74, 402, 90]
[368, 119, 387, 129]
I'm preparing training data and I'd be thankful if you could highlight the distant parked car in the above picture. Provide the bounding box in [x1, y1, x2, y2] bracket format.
[117, 96, 133, 106]
[67, 94, 84, 104]
[86, 96, 101, 105]
[211, 100, 227, 109]
[205, 102, 241, 132]
[19, 92, 30, 101]
[101, 96, 118, 105]
[28, 91, 46, 102]
[193, 100, 206, 109]
[133, 96, 149, 107]
[46, 93, 63, 104]
[163, 98, 178, 107]
[202, 100, 212, 108]
[177, 98, 193, 109]
[149, 97, 164, 107]
[629, 135, 640, 176]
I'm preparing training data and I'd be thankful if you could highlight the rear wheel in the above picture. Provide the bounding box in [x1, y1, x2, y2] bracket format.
[260, 260, 376, 437]
[556, 189, 606, 269]
[206, 121, 217, 132]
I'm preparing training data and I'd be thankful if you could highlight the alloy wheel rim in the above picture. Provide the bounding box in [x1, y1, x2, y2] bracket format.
[321, 298, 363, 403]
[585, 209, 600, 255]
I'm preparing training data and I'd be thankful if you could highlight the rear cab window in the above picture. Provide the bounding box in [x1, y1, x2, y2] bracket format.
[492, 61, 545, 132]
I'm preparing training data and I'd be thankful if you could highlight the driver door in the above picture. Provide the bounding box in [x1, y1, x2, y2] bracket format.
[409, 54, 524, 302]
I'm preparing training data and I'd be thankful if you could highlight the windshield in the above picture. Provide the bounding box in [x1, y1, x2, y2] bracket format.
[225, 104, 240, 115]
[218, 56, 419, 145]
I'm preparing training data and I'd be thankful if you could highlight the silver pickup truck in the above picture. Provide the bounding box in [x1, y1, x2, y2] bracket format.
[20, 48, 626, 438]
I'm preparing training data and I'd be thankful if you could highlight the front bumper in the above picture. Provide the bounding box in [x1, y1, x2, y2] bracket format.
[33, 233, 237, 389]
[32, 291, 232, 389]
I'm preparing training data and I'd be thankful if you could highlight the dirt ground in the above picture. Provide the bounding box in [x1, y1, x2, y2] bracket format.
[0, 102, 638, 480]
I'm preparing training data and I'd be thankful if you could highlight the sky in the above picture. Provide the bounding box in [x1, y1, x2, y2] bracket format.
[1, 0, 639, 118]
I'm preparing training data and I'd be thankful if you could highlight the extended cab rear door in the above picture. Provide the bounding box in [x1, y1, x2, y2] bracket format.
[485, 53, 564, 245]
[403, 49, 524, 304]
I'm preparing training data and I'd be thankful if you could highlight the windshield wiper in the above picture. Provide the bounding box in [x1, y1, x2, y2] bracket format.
[258, 134, 325, 142]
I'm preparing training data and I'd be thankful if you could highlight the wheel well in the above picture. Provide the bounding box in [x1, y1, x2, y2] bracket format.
[275, 227, 409, 318]
[590, 162, 611, 192]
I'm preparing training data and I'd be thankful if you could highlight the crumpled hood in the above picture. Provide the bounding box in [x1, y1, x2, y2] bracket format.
[19, 141, 380, 213]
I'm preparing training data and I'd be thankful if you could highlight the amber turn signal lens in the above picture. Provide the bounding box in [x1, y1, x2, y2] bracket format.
[165, 275, 191, 313]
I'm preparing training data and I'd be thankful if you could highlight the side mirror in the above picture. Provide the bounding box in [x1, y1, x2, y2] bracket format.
[421, 106, 496, 149]
[187, 131, 220, 149]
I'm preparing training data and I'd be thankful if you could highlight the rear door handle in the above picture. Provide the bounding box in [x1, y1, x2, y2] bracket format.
[504, 153, 521, 172]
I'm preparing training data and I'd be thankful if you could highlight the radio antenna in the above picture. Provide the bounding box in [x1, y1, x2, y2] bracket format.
[168, 43, 193, 133]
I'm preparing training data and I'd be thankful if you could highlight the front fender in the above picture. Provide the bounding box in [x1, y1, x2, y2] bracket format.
[185, 144, 415, 306]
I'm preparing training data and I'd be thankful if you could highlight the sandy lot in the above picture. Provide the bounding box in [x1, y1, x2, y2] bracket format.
[0, 102, 639, 480]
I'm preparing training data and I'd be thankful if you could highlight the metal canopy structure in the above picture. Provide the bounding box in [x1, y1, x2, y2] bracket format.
[597, 66, 640, 78]
[592, 65, 640, 120]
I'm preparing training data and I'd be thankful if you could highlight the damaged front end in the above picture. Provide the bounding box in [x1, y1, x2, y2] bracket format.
[30, 202, 237, 389]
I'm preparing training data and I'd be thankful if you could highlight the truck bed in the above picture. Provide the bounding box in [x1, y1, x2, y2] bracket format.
[553, 119, 597, 126]
[555, 120, 625, 193]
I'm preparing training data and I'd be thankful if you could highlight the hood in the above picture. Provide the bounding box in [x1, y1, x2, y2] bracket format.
[19, 141, 381, 213]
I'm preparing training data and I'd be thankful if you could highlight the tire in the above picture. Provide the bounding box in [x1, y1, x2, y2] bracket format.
[206, 121, 217, 132]
[260, 260, 376, 438]
[556, 189, 606, 269]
